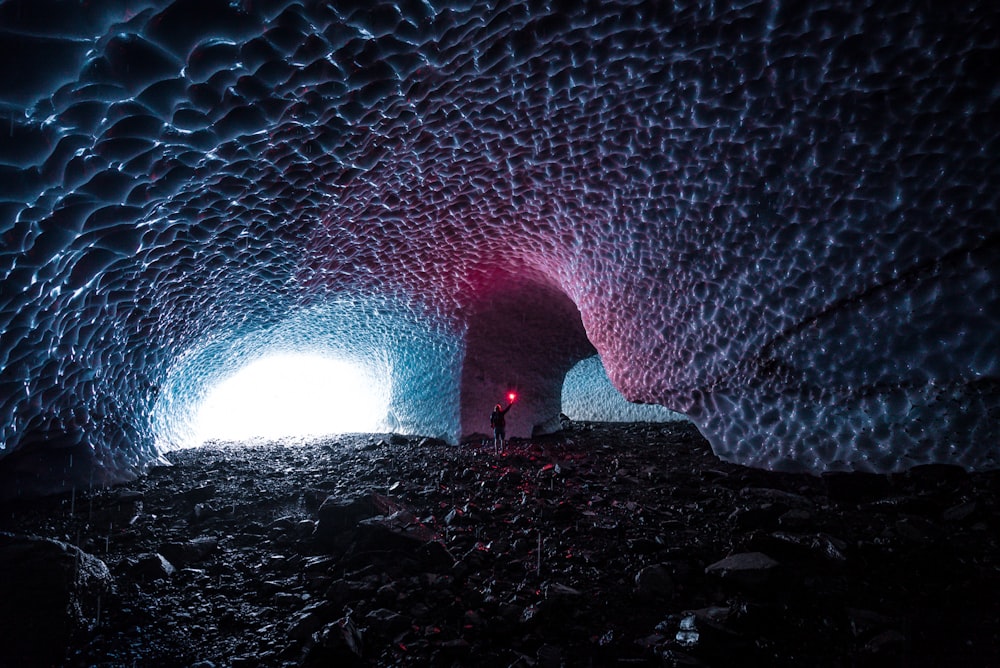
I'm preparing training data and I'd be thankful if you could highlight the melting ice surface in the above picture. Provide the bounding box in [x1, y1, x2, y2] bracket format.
[190, 354, 389, 445]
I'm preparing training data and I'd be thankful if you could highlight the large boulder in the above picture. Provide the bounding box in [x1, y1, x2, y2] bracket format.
[0, 532, 114, 664]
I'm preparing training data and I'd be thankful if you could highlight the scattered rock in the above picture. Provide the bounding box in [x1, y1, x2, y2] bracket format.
[1, 422, 997, 667]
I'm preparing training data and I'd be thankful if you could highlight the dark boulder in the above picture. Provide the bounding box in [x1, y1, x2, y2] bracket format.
[126, 552, 177, 581]
[301, 617, 365, 667]
[0, 532, 113, 664]
[314, 491, 404, 544]
[159, 536, 218, 566]
[704, 552, 780, 588]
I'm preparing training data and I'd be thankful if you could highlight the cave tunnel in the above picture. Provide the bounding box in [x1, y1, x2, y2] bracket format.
[1, 0, 1000, 664]
[0, 0, 998, 496]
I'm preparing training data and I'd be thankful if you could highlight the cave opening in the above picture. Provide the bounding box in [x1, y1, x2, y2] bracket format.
[190, 353, 390, 445]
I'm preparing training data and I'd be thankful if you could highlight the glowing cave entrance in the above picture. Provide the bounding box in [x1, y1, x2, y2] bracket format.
[192, 354, 389, 443]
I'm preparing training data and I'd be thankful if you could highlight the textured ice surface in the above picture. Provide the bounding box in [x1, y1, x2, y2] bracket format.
[562, 356, 687, 425]
[0, 0, 998, 494]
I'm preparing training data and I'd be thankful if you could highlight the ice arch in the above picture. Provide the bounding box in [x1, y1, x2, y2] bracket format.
[152, 298, 464, 452]
[0, 0, 998, 497]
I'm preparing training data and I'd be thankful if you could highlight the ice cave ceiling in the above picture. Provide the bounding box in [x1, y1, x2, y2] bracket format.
[0, 0, 998, 494]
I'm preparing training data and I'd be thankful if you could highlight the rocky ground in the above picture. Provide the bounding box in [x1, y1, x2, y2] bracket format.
[2, 420, 1000, 667]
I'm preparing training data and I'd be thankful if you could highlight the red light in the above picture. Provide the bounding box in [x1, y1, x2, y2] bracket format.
[508, 392, 517, 402]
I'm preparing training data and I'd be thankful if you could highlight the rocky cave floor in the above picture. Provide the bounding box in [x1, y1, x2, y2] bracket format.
[3, 420, 1000, 667]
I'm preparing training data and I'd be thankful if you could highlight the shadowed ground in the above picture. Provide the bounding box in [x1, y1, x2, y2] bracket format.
[2, 421, 999, 666]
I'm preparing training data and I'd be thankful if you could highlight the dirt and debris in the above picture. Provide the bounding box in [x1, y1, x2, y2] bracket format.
[2, 420, 1000, 667]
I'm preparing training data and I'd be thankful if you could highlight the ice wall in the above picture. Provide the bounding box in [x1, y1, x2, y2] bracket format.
[0, 0, 998, 495]
[562, 356, 687, 424]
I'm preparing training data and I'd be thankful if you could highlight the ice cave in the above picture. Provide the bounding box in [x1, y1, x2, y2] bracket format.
[0, 0, 997, 491]
[2, 1, 1000, 666]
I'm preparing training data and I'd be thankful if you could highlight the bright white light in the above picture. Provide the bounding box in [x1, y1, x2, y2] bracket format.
[193, 354, 388, 443]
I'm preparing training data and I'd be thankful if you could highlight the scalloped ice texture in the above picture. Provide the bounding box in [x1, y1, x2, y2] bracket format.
[563, 356, 687, 425]
[0, 0, 998, 496]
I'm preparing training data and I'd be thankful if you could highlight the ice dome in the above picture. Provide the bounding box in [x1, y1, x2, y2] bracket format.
[0, 0, 998, 495]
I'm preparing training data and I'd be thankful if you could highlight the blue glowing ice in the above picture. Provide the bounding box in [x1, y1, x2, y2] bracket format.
[0, 0, 997, 497]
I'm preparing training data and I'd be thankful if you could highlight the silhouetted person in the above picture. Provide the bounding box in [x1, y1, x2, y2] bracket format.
[490, 399, 514, 454]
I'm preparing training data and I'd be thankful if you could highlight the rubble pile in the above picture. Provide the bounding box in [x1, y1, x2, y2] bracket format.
[2, 421, 999, 666]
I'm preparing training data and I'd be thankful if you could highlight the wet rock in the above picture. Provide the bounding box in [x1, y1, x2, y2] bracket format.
[673, 607, 758, 663]
[537, 643, 563, 667]
[740, 487, 813, 509]
[192, 502, 215, 521]
[545, 582, 584, 600]
[301, 617, 364, 667]
[90, 489, 144, 527]
[112, 488, 145, 506]
[326, 578, 378, 608]
[364, 607, 409, 637]
[353, 510, 439, 553]
[893, 515, 941, 544]
[519, 602, 546, 624]
[0, 533, 113, 664]
[288, 601, 332, 640]
[417, 539, 456, 572]
[848, 608, 896, 639]
[704, 552, 779, 588]
[315, 492, 403, 543]
[635, 564, 675, 599]
[159, 536, 218, 566]
[627, 536, 663, 554]
[942, 500, 977, 523]
[127, 552, 176, 581]
[316, 494, 378, 532]
[863, 629, 906, 659]
[862, 494, 943, 517]
[763, 532, 849, 564]
[777, 508, 812, 529]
